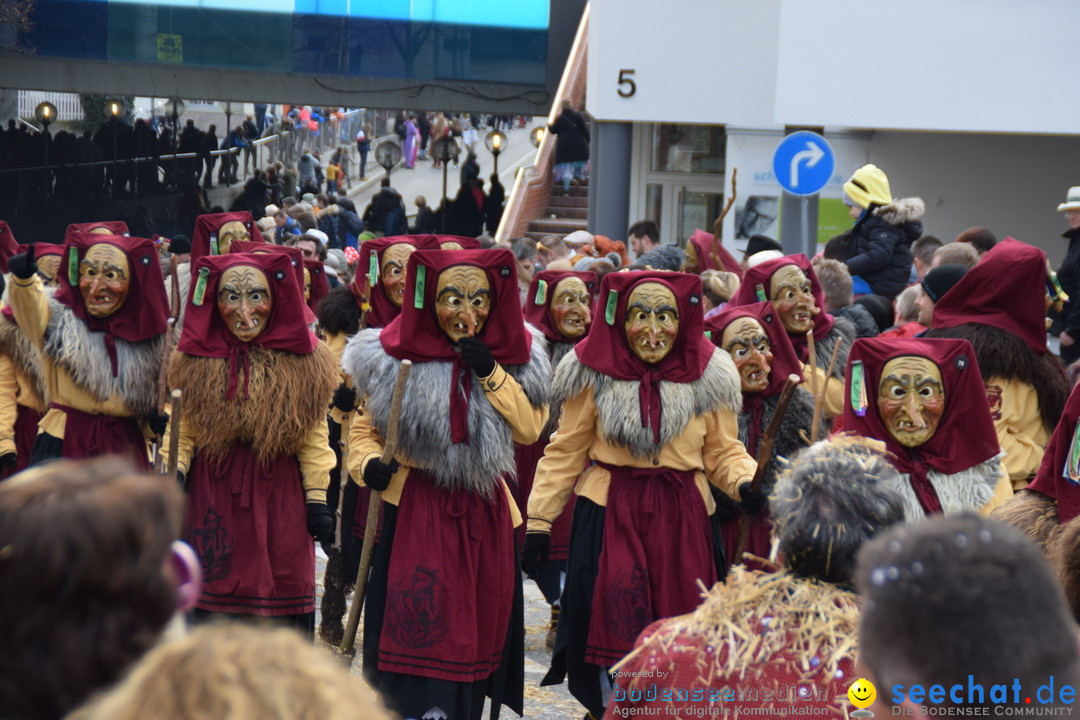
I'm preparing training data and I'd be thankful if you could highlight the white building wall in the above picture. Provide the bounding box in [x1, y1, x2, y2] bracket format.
[590, 0, 1080, 263]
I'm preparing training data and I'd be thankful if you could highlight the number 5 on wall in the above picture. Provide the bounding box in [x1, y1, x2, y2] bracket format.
[617, 69, 636, 98]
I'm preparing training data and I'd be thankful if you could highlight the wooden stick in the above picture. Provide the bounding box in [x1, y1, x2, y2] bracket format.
[711, 168, 738, 269]
[340, 359, 412, 662]
[164, 389, 182, 481]
[732, 374, 800, 561]
[810, 341, 842, 442]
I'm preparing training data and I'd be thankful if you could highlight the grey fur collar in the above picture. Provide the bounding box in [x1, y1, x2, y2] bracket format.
[553, 347, 742, 462]
[543, 340, 578, 437]
[737, 387, 816, 493]
[0, 315, 48, 404]
[874, 197, 925, 224]
[342, 326, 551, 497]
[42, 299, 164, 419]
[817, 318, 855, 380]
[889, 453, 1004, 521]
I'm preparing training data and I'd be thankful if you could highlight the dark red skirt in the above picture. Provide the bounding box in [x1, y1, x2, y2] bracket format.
[378, 469, 515, 683]
[54, 403, 150, 471]
[351, 484, 384, 543]
[183, 442, 315, 616]
[719, 506, 774, 567]
[586, 463, 716, 666]
[3, 404, 42, 478]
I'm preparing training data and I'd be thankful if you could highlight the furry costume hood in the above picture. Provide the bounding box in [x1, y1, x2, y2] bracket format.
[553, 346, 742, 462]
[43, 298, 163, 419]
[167, 343, 337, 466]
[872, 197, 925, 225]
[343, 324, 551, 497]
[815, 316, 856, 380]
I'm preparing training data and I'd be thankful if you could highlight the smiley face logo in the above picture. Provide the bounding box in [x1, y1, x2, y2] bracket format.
[848, 678, 877, 709]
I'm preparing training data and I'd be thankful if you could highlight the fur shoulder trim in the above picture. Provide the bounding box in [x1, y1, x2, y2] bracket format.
[875, 197, 926, 224]
[342, 328, 552, 496]
[168, 344, 337, 465]
[816, 319, 855, 380]
[0, 315, 48, 404]
[317, 285, 362, 336]
[891, 453, 1004, 521]
[554, 347, 741, 461]
[43, 299, 164, 419]
[737, 387, 816, 492]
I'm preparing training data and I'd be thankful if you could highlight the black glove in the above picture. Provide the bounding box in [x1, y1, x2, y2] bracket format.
[148, 412, 169, 437]
[521, 532, 551, 579]
[0, 452, 16, 472]
[458, 337, 496, 377]
[363, 457, 399, 492]
[306, 502, 335, 543]
[738, 483, 768, 516]
[332, 383, 356, 413]
[8, 244, 37, 280]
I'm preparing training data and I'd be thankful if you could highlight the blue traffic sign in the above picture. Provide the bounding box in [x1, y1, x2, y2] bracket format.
[772, 131, 835, 196]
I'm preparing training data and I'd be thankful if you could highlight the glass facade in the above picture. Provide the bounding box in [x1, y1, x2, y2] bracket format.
[23, 0, 549, 85]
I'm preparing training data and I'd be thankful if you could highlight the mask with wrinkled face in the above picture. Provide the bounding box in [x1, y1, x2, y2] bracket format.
[549, 277, 592, 339]
[217, 265, 272, 342]
[303, 267, 312, 301]
[381, 243, 415, 307]
[877, 356, 945, 448]
[79, 244, 130, 318]
[37, 255, 61, 286]
[216, 221, 250, 255]
[435, 266, 491, 344]
[624, 282, 679, 364]
[769, 265, 820, 335]
[722, 317, 772, 393]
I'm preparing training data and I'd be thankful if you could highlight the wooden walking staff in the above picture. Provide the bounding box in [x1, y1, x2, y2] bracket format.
[710, 168, 738, 270]
[340, 359, 412, 662]
[810, 341, 842, 443]
[732, 374, 800, 563]
[153, 256, 182, 473]
[164, 389, 182, 481]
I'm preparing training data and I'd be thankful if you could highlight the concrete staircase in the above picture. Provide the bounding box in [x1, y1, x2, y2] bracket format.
[524, 180, 588, 243]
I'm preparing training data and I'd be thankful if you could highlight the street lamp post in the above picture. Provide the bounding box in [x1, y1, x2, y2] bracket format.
[430, 136, 459, 233]
[484, 129, 507, 176]
[34, 101, 57, 200]
[166, 98, 185, 190]
[530, 126, 545, 148]
[375, 139, 402, 185]
[222, 100, 235, 186]
[108, 100, 126, 197]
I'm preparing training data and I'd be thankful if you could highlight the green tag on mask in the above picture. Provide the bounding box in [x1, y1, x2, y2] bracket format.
[67, 247, 79, 286]
[413, 265, 426, 309]
[850, 360, 867, 416]
[535, 279, 547, 305]
[605, 289, 618, 325]
[755, 283, 767, 302]
[193, 267, 210, 306]
[704, 330, 712, 342]
[210, 234, 219, 256]
[368, 250, 379, 288]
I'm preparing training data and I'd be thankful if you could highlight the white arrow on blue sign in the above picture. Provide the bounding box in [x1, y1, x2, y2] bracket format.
[772, 131, 835, 197]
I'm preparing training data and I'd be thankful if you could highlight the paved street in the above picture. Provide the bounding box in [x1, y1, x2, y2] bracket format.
[340, 119, 546, 235]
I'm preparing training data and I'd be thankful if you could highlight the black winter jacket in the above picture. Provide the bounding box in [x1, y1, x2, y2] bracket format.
[845, 197, 924, 300]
